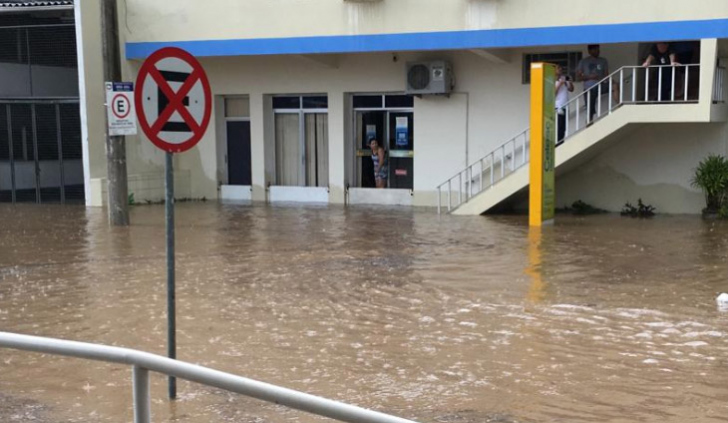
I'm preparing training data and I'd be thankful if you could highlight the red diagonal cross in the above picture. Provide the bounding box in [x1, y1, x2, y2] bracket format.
[148, 65, 202, 136]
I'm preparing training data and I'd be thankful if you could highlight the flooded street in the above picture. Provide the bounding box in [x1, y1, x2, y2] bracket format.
[0, 203, 727, 423]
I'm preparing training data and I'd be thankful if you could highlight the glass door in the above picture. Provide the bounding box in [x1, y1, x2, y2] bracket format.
[387, 111, 413, 189]
[355, 110, 386, 188]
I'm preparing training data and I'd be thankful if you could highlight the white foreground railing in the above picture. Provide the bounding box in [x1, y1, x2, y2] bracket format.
[0, 331, 419, 423]
[436, 64, 701, 214]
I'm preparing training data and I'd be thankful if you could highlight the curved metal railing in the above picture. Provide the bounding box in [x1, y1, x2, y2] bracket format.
[0, 331, 419, 423]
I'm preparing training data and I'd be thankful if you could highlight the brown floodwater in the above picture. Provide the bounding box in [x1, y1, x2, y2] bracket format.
[0, 203, 727, 423]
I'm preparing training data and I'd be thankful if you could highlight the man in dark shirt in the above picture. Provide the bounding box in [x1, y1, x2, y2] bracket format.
[642, 42, 680, 101]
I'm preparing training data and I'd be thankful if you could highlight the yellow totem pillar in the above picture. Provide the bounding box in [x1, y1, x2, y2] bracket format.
[529, 63, 556, 227]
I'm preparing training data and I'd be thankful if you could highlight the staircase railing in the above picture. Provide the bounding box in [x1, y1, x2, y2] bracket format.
[436, 64, 701, 214]
[437, 128, 529, 214]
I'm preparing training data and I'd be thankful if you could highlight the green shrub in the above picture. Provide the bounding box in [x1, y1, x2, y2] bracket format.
[621, 199, 655, 218]
[691, 154, 728, 213]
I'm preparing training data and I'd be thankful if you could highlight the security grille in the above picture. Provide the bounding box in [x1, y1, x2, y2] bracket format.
[0, 8, 82, 203]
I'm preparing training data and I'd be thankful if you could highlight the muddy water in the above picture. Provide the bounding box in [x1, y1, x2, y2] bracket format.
[0, 203, 727, 423]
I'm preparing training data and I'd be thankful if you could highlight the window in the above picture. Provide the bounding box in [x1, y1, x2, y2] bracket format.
[522, 52, 582, 84]
[225, 97, 250, 118]
[273, 95, 329, 187]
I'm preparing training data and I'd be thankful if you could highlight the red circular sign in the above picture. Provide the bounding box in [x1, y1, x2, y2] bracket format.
[134, 47, 212, 153]
[111, 93, 131, 119]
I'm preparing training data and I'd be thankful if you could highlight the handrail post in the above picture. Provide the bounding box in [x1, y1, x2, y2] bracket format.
[489, 154, 494, 187]
[522, 132, 527, 165]
[133, 366, 151, 423]
[586, 89, 591, 124]
[632, 67, 636, 102]
[479, 158, 485, 192]
[564, 103, 569, 139]
[645, 67, 649, 101]
[500, 148, 504, 179]
[658, 66, 663, 102]
[619, 69, 624, 105]
[576, 97, 580, 131]
[671, 65, 676, 101]
[685, 65, 690, 101]
[608, 77, 612, 113]
[458, 173, 462, 205]
[447, 180, 451, 211]
[597, 83, 602, 118]
[437, 186, 441, 214]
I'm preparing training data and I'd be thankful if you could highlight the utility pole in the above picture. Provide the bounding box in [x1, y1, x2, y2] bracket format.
[100, 0, 129, 226]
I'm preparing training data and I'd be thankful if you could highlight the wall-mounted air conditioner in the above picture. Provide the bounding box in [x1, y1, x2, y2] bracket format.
[405, 61, 453, 95]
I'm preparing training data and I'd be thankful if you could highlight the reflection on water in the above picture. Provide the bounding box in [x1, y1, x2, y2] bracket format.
[1, 203, 727, 422]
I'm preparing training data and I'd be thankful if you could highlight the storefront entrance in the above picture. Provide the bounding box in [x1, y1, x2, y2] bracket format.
[353, 94, 414, 189]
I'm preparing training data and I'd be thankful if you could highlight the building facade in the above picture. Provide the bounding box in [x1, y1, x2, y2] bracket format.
[75, 0, 728, 213]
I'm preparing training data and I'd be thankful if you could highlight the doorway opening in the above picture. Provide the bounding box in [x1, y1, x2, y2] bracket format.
[352, 94, 414, 190]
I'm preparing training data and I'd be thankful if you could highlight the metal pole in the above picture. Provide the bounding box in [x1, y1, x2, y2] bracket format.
[457, 173, 462, 206]
[447, 180, 451, 211]
[30, 103, 40, 203]
[645, 67, 649, 101]
[437, 186, 441, 214]
[6, 106, 16, 203]
[101, 0, 129, 225]
[133, 366, 151, 423]
[56, 104, 65, 204]
[166, 152, 176, 399]
[685, 66, 690, 101]
[658, 67, 663, 102]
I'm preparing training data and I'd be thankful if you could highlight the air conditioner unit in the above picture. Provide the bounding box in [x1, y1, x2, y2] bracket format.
[405, 61, 453, 95]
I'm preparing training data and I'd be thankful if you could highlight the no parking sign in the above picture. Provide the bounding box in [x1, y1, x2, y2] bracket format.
[135, 47, 212, 153]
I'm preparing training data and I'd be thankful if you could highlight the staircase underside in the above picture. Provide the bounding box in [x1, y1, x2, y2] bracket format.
[452, 103, 708, 215]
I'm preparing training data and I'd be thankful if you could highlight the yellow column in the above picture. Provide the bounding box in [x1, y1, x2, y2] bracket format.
[529, 63, 556, 227]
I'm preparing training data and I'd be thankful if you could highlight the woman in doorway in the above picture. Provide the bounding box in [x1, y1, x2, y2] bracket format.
[370, 139, 388, 189]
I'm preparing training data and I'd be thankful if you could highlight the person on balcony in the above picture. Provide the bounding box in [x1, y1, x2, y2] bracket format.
[577, 44, 616, 124]
[642, 42, 680, 102]
[555, 65, 574, 145]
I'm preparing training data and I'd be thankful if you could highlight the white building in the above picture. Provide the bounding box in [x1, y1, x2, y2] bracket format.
[74, 0, 728, 214]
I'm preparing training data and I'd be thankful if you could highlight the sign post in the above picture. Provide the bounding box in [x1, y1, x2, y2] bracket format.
[529, 63, 556, 227]
[135, 47, 212, 399]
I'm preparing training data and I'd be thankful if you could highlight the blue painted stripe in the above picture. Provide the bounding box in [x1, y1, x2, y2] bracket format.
[126, 18, 728, 59]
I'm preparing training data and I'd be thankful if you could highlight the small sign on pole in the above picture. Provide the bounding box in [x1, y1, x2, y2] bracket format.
[105, 82, 137, 136]
[135, 47, 212, 400]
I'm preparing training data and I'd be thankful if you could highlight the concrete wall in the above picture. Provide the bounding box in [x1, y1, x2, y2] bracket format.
[75, 0, 107, 206]
[557, 122, 728, 214]
[120, 0, 728, 42]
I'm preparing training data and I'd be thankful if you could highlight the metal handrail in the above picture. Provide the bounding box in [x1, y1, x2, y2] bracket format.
[0, 331, 419, 423]
[436, 64, 702, 214]
[436, 128, 529, 214]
